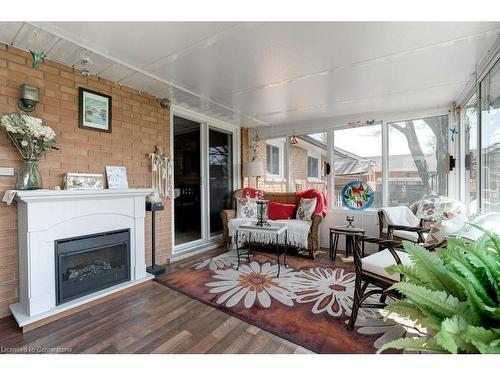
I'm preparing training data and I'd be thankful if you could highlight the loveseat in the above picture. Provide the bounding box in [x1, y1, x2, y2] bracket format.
[220, 189, 323, 258]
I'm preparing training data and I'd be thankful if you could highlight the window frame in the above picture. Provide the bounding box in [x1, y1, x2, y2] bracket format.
[307, 153, 321, 181]
[265, 139, 285, 181]
[257, 111, 453, 211]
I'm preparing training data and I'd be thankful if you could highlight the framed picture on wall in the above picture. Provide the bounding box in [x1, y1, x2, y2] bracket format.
[79, 87, 112, 133]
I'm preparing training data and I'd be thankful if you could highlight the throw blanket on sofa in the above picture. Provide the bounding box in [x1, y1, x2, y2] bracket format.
[228, 218, 311, 249]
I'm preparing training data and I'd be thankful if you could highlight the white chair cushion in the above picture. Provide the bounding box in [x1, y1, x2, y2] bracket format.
[381, 206, 421, 227]
[382, 228, 426, 242]
[362, 249, 413, 281]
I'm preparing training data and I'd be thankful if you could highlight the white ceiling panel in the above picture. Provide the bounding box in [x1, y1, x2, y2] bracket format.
[119, 72, 169, 97]
[0, 22, 23, 45]
[255, 84, 462, 126]
[147, 22, 500, 99]
[12, 23, 59, 54]
[1, 22, 499, 129]
[45, 39, 85, 66]
[216, 34, 496, 118]
[84, 52, 115, 75]
[48, 22, 238, 68]
[99, 63, 136, 82]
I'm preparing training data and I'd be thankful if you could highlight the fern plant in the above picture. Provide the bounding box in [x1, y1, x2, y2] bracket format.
[378, 227, 500, 354]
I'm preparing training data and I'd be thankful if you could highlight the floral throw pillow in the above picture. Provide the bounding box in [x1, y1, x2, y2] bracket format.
[415, 196, 464, 221]
[296, 198, 317, 221]
[236, 197, 257, 219]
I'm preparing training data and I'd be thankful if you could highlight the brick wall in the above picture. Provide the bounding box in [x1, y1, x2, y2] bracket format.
[0, 44, 171, 318]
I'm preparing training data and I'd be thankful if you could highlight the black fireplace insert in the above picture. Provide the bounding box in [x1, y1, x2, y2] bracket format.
[55, 229, 131, 305]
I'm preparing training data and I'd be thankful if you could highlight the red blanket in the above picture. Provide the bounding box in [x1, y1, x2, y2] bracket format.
[295, 189, 327, 217]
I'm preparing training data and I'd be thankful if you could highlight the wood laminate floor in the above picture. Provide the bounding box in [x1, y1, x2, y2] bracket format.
[0, 247, 318, 354]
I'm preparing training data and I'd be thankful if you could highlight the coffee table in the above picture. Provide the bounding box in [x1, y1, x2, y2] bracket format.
[235, 223, 288, 277]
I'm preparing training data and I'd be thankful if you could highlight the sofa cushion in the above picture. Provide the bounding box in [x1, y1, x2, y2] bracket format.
[242, 187, 264, 200]
[235, 197, 257, 218]
[296, 198, 317, 221]
[296, 189, 327, 216]
[415, 196, 464, 221]
[268, 202, 296, 220]
[362, 249, 413, 281]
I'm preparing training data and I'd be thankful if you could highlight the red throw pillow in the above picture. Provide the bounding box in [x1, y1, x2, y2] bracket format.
[295, 189, 327, 217]
[268, 202, 296, 220]
[242, 187, 264, 200]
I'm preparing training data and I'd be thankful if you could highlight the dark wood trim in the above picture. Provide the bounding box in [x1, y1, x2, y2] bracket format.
[78, 87, 113, 133]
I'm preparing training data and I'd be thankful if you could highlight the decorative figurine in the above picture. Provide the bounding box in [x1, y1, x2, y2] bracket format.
[148, 145, 172, 201]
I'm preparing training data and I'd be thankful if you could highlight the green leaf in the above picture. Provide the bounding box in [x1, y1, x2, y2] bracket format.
[388, 282, 466, 320]
[439, 246, 493, 305]
[384, 299, 440, 333]
[377, 337, 447, 353]
[435, 316, 477, 353]
[468, 224, 500, 255]
[385, 264, 427, 287]
[464, 241, 500, 296]
[465, 325, 500, 354]
[403, 242, 466, 299]
[462, 281, 500, 325]
[448, 258, 495, 306]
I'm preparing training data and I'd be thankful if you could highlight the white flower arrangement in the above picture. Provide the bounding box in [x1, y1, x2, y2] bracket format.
[1, 112, 57, 160]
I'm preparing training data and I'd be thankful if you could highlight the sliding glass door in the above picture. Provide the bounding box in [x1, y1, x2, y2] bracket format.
[173, 116, 202, 246]
[209, 128, 233, 236]
[172, 111, 238, 252]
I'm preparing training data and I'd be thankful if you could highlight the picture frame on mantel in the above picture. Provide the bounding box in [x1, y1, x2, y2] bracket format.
[78, 87, 112, 133]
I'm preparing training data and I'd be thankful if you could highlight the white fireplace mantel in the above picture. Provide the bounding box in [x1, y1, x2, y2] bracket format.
[10, 188, 155, 329]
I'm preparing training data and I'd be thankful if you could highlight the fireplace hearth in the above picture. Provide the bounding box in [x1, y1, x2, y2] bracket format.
[55, 229, 131, 305]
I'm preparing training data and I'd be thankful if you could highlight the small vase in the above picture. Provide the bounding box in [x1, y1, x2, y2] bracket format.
[16, 159, 42, 190]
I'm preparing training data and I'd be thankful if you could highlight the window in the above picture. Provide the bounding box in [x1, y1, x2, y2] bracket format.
[290, 132, 327, 193]
[461, 94, 479, 214]
[388, 115, 448, 206]
[333, 124, 382, 207]
[266, 144, 280, 176]
[308, 156, 319, 179]
[480, 57, 500, 212]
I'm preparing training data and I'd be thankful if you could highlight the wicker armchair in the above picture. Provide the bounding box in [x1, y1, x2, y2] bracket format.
[220, 189, 323, 258]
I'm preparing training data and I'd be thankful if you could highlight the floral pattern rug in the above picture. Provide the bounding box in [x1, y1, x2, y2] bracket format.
[156, 250, 421, 353]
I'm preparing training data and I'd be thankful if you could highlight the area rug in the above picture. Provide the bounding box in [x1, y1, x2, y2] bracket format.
[156, 250, 421, 353]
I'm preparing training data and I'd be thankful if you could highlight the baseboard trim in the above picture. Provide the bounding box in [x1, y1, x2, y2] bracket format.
[170, 241, 223, 263]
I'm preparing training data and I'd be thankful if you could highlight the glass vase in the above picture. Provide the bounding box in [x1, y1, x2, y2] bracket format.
[16, 159, 42, 190]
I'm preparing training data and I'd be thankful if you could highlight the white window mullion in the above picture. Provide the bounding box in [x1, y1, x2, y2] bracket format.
[382, 121, 389, 207]
[284, 135, 292, 192]
[327, 128, 335, 208]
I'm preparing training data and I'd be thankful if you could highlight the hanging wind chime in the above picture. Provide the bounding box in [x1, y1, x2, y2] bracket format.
[148, 145, 172, 201]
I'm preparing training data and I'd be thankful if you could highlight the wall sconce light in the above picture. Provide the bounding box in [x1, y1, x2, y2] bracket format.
[18, 84, 40, 112]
